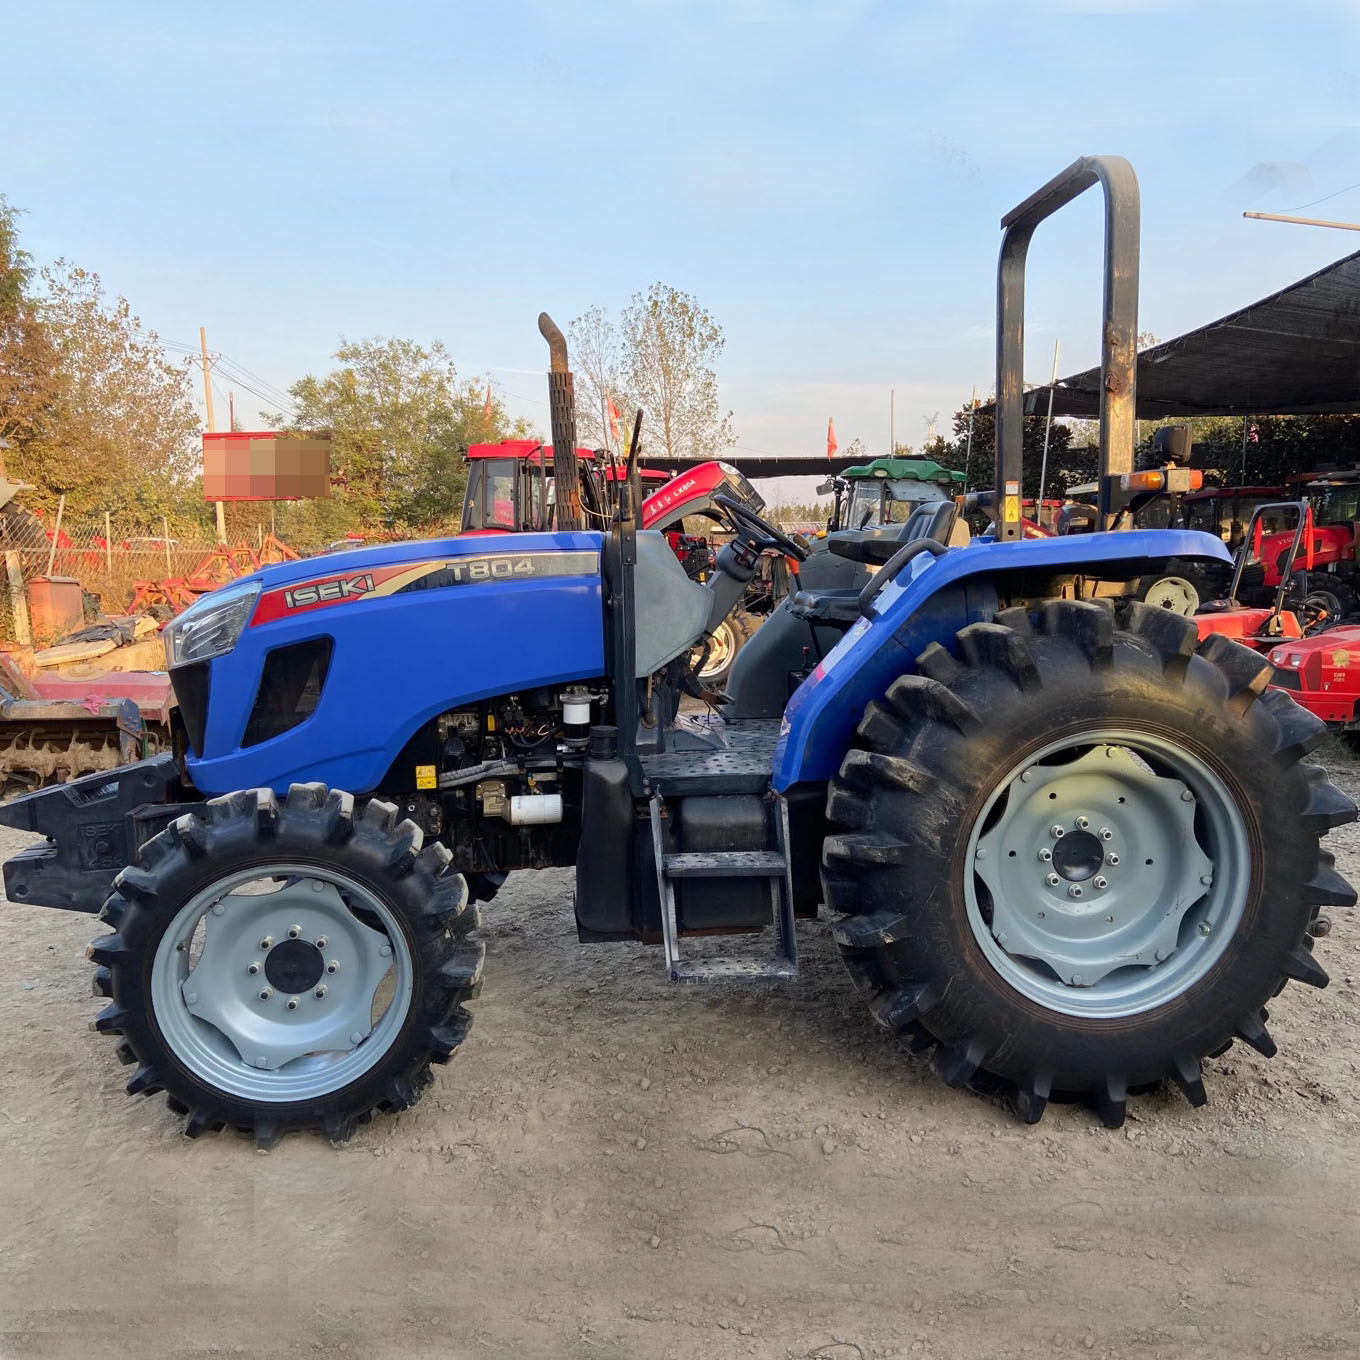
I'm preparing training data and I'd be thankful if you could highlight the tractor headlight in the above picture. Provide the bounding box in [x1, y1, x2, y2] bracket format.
[163, 579, 261, 668]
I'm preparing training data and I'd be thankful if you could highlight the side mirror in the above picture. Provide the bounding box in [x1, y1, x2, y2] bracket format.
[815, 477, 837, 497]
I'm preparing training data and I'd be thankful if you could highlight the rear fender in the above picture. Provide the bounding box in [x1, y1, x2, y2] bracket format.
[772, 528, 1230, 789]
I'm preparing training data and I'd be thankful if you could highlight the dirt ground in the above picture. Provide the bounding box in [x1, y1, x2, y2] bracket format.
[2, 753, 1360, 1360]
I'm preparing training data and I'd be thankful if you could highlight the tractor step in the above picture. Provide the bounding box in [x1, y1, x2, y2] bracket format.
[649, 796, 799, 984]
[662, 851, 787, 877]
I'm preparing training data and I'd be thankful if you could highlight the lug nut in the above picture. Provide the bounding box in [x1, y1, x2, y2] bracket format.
[326, 960, 340, 974]
[286, 997, 300, 1011]
[288, 924, 302, 939]
[1181, 789, 1194, 803]
[1093, 875, 1108, 890]
[1068, 884, 1084, 899]
[1050, 825, 1065, 839]
[315, 936, 329, 950]
[1075, 816, 1090, 830]
[1038, 848, 1053, 862]
[1199, 874, 1213, 886]
[1045, 873, 1060, 887]
[1071, 974, 1084, 985]
[314, 985, 328, 999]
[1198, 921, 1212, 937]
[1310, 917, 1332, 938]
[258, 987, 273, 1001]
[259, 936, 273, 951]
[1099, 827, 1113, 841]
[975, 847, 987, 860]
[247, 962, 261, 975]
[379, 944, 393, 958]
[1106, 853, 1120, 866]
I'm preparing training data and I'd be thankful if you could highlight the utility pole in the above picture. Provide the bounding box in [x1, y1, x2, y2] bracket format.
[200, 327, 226, 542]
[889, 389, 894, 457]
[963, 385, 978, 489]
[228, 391, 235, 432]
[1037, 338, 1061, 509]
[1243, 211, 1360, 232]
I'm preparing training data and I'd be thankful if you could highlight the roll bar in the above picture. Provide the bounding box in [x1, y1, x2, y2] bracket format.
[995, 156, 1140, 540]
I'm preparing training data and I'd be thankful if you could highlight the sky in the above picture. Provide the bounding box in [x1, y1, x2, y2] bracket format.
[3, 0, 1360, 501]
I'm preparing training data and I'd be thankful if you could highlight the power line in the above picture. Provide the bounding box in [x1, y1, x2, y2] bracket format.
[1275, 180, 1360, 214]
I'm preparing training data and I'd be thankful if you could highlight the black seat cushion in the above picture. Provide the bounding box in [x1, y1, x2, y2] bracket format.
[789, 500, 957, 628]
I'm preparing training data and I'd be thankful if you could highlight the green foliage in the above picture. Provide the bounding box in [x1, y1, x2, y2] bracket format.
[15, 261, 200, 529]
[1141, 415, 1360, 486]
[942, 402, 1077, 497]
[0, 197, 58, 464]
[269, 337, 533, 540]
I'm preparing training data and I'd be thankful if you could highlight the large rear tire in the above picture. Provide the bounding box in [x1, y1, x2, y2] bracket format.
[89, 784, 482, 1146]
[822, 599, 1355, 1126]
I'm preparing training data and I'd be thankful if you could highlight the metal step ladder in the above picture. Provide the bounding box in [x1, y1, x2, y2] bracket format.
[648, 795, 799, 983]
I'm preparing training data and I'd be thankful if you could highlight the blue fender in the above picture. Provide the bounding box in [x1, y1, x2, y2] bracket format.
[186, 532, 606, 796]
[772, 529, 1232, 790]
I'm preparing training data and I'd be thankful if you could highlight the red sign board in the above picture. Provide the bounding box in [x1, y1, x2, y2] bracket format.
[202, 431, 331, 501]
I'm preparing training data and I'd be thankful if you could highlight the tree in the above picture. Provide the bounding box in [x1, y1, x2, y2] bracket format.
[0, 198, 58, 471]
[568, 305, 624, 453]
[15, 261, 199, 526]
[944, 400, 1076, 498]
[271, 337, 532, 537]
[618, 284, 733, 461]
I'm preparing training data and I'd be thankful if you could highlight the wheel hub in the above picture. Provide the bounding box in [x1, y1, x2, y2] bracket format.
[163, 874, 406, 1078]
[263, 938, 326, 994]
[972, 743, 1220, 994]
[1052, 829, 1104, 882]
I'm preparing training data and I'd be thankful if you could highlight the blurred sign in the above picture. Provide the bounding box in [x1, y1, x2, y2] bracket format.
[202, 431, 331, 501]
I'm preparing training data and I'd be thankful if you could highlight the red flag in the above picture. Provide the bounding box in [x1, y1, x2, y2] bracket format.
[607, 394, 622, 443]
[483, 381, 493, 421]
[826, 418, 838, 459]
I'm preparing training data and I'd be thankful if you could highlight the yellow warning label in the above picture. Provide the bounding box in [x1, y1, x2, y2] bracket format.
[1003, 496, 1021, 525]
[415, 764, 437, 790]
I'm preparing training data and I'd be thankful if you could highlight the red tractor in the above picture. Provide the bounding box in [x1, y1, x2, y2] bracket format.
[1236, 468, 1360, 623]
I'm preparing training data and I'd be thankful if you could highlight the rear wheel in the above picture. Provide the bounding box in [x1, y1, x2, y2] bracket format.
[694, 610, 759, 688]
[822, 599, 1355, 1125]
[1129, 560, 1218, 615]
[89, 784, 482, 1146]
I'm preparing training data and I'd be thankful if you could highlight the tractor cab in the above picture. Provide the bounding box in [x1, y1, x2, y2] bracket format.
[835, 456, 964, 532]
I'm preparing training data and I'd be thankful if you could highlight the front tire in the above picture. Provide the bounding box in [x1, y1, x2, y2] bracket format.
[822, 600, 1355, 1125]
[89, 784, 483, 1146]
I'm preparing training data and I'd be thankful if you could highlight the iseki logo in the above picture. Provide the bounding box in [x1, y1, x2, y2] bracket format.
[283, 574, 375, 609]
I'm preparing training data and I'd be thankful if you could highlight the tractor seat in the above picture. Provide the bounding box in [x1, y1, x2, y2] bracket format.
[788, 501, 958, 628]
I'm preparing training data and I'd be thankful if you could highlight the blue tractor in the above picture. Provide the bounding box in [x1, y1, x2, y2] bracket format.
[2, 158, 1352, 1145]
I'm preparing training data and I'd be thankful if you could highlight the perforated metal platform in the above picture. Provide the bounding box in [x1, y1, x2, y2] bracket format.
[639, 717, 779, 795]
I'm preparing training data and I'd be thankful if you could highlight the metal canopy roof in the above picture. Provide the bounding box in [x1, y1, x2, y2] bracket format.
[1025, 248, 1360, 420]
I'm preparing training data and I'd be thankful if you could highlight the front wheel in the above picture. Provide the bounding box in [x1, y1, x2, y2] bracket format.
[89, 784, 483, 1146]
[823, 600, 1355, 1125]
[693, 610, 758, 688]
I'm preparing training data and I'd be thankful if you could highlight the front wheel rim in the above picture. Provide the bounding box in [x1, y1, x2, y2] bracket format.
[963, 729, 1250, 1019]
[150, 863, 414, 1103]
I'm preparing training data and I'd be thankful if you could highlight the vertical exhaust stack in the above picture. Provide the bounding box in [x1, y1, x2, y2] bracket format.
[538, 313, 584, 532]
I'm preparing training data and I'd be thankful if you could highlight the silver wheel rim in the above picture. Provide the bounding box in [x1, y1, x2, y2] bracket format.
[698, 621, 736, 680]
[964, 729, 1250, 1019]
[1143, 576, 1199, 615]
[150, 863, 414, 1103]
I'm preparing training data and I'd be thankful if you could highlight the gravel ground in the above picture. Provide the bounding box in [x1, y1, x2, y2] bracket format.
[2, 749, 1359, 1360]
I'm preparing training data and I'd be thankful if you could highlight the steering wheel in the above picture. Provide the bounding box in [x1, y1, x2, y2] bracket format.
[713, 494, 809, 561]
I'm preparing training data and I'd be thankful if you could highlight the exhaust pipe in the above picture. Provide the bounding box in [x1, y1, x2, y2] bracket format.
[538, 312, 584, 532]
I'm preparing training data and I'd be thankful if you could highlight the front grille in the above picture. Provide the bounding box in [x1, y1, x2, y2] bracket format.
[1270, 667, 1300, 690]
[243, 639, 332, 748]
[171, 662, 211, 756]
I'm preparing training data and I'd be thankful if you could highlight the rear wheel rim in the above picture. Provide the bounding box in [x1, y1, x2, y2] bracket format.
[964, 729, 1250, 1019]
[698, 621, 736, 679]
[1143, 577, 1199, 614]
[150, 863, 414, 1103]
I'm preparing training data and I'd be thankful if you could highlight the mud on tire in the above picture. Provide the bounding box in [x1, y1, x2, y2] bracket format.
[88, 784, 482, 1146]
[822, 599, 1356, 1126]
